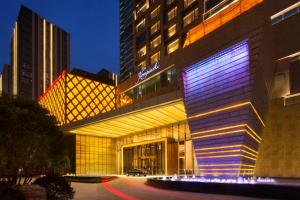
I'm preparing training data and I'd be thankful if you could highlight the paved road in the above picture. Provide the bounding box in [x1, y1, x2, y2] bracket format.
[72, 177, 270, 200]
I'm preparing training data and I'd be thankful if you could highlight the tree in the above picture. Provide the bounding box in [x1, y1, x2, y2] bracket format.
[0, 95, 69, 185]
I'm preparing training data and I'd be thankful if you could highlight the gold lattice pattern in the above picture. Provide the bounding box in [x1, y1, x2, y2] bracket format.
[39, 71, 116, 125]
[65, 74, 116, 124]
[39, 72, 66, 125]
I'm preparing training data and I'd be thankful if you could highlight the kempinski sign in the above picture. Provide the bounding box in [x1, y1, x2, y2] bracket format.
[137, 62, 160, 82]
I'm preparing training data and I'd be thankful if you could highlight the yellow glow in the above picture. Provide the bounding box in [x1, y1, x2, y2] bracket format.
[196, 149, 254, 155]
[191, 124, 262, 141]
[199, 172, 253, 175]
[191, 124, 246, 135]
[196, 149, 257, 158]
[188, 102, 265, 127]
[43, 19, 46, 92]
[189, 102, 250, 119]
[199, 168, 254, 171]
[193, 129, 244, 139]
[40, 72, 116, 125]
[50, 24, 53, 85]
[197, 154, 257, 161]
[192, 128, 261, 143]
[13, 22, 18, 95]
[250, 103, 266, 127]
[199, 164, 255, 167]
[195, 144, 258, 154]
[241, 150, 258, 158]
[64, 100, 187, 137]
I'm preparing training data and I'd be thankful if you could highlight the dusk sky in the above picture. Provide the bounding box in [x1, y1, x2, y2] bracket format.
[0, 0, 120, 75]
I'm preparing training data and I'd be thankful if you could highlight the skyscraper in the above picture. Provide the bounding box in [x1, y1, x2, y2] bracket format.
[120, 0, 134, 83]
[11, 5, 70, 100]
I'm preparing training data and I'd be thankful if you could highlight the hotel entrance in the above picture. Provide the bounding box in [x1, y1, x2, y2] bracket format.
[123, 141, 165, 175]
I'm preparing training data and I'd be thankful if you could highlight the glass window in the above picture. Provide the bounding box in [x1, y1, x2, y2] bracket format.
[137, 2, 148, 18]
[204, 0, 236, 19]
[151, 6, 160, 19]
[138, 60, 146, 70]
[184, 0, 196, 8]
[136, 18, 146, 32]
[167, 39, 179, 54]
[183, 8, 198, 27]
[168, 7, 177, 21]
[151, 21, 160, 35]
[150, 52, 160, 65]
[137, 45, 147, 58]
[151, 35, 161, 49]
[166, 0, 175, 5]
[123, 67, 177, 102]
[168, 24, 176, 38]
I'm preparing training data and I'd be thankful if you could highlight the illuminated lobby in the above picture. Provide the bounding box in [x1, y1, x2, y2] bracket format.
[40, 0, 300, 178]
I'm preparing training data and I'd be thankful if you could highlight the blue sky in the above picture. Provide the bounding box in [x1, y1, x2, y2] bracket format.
[0, 0, 120, 74]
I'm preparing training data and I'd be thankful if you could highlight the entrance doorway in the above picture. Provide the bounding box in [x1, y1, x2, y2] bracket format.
[123, 141, 165, 175]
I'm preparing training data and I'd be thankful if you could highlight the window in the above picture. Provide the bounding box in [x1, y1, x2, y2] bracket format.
[150, 52, 160, 65]
[183, 8, 198, 27]
[151, 35, 161, 49]
[204, 0, 236, 20]
[271, 2, 300, 25]
[138, 60, 146, 70]
[168, 24, 176, 38]
[167, 39, 179, 54]
[151, 6, 160, 19]
[136, 18, 146, 32]
[151, 21, 160, 35]
[137, 2, 148, 18]
[166, 0, 175, 5]
[168, 7, 177, 21]
[137, 46, 147, 58]
[290, 59, 300, 95]
[184, 0, 196, 8]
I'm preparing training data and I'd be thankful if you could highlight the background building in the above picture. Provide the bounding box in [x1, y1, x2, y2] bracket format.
[120, 0, 134, 83]
[41, 0, 300, 177]
[1, 64, 12, 95]
[11, 5, 70, 100]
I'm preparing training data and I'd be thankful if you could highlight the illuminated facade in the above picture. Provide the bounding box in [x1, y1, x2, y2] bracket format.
[10, 5, 70, 100]
[41, 0, 300, 177]
[39, 71, 116, 125]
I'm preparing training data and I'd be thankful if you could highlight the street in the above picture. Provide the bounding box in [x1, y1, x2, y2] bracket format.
[72, 176, 270, 200]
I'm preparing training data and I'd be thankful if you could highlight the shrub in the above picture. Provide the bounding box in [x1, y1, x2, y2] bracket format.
[0, 182, 25, 200]
[33, 175, 74, 200]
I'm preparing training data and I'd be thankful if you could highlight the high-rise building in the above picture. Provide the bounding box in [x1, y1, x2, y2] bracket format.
[120, 0, 134, 83]
[1, 64, 12, 95]
[11, 5, 70, 100]
[42, 0, 300, 178]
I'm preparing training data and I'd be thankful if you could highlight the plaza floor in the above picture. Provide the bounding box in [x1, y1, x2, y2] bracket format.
[72, 176, 271, 200]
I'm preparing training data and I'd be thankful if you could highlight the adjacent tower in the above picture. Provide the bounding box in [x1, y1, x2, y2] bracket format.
[11, 5, 70, 100]
[120, 0, 134, 83]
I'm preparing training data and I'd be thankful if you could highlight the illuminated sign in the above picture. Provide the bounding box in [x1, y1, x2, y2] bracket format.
[137, 62, 160, 82]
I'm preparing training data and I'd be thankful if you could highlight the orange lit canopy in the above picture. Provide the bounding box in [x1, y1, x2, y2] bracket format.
[62, 98, 187, 138]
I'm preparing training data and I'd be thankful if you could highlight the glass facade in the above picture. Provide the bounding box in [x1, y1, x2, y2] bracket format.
[116, 122, 193, 175]
[123, 141, 165, 175]
[75, 135, 116, 176]
[122, 67, 177, 103]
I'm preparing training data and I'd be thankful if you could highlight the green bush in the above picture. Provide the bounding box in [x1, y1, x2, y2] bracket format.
[33, 175, 74, 200]
[0, 183, 25, 200]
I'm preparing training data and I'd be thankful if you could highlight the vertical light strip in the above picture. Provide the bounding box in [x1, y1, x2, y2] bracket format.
[50, 24, 53, 85]
[13, 22, 18, 95]
[43, 19, 46, 92]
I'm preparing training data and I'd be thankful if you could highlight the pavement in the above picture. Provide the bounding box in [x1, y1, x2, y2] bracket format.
[72, 176, 271, 200]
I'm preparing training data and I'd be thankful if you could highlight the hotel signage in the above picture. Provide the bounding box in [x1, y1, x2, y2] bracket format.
[137, 62, 160, 82]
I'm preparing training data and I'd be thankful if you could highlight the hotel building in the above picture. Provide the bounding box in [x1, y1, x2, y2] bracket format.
[10, 5, 70, 100]
[41, 0, 300, 177]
